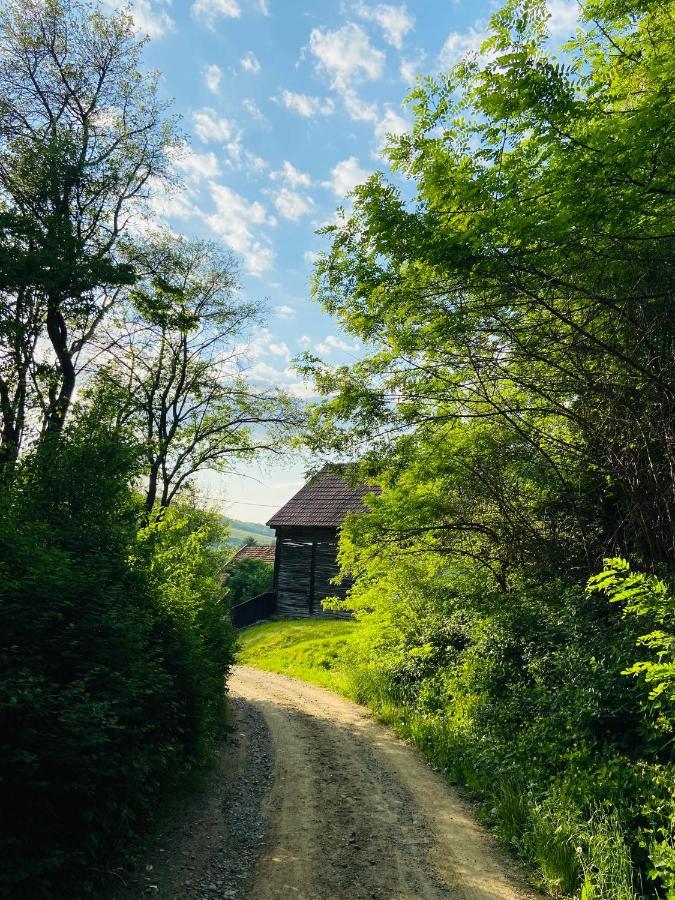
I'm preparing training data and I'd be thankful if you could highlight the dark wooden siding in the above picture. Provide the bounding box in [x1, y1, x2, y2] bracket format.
[314, 538, 351, 617]
[276, 538, 313, 617]
[274, 526, 352, 618]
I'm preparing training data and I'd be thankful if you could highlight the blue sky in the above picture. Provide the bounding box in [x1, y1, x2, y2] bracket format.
[117, 0, 578, 523]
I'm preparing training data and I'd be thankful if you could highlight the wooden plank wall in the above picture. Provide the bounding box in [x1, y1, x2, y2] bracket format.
[275, 529, 352, 618]
[314, 539, 351, 618]
[276, 539, 313, 618]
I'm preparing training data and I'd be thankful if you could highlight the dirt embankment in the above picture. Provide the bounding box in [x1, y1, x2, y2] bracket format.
[110, 666, 538, 900]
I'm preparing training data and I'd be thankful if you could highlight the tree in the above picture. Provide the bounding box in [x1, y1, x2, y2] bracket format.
[0, 402, 236, 897]
[91, 232, 301, 514]
[0, 0, 178, 451]
[0, 285, 42, 470]
[304, 0, 675, 568]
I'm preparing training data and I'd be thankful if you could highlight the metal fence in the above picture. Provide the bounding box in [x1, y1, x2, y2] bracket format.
[230, 591, 277, 628]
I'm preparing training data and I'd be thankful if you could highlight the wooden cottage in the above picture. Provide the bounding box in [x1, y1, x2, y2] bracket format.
[266, 466, 373, 618]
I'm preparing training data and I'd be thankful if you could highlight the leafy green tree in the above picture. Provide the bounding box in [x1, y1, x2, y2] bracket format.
[89, 232, 301, 514]
[301, 2, 675, 893]
[0, 0, 178, 451]
[0, 285, 41, 471]
[0, 411, 236, 897]
[305, 0, 675, 567]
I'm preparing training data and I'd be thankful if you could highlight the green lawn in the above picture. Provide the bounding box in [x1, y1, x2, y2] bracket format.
[235, 618, 359, 694]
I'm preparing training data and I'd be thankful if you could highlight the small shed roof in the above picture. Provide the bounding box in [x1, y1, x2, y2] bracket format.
[230, 544, 276, 565]
[267, 465, 375, 529]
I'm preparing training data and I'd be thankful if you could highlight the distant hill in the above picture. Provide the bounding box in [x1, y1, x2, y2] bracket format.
[225, 518, 275, 547]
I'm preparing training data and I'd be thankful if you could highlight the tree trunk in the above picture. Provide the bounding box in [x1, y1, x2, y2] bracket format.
[0, 374, 20, 477]
[44, 300, 76, 435]
[145, 458, 161, 517]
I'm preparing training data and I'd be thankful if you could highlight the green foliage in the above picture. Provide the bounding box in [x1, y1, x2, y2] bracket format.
[305, 0, 675, 566]
[298, 0, 675, 896]
[325, 539, 675, 897]
[0, 4, 285, 898]
[589, 559, 675, 711]
[0, 419, 235, 897]
[89, 231, 300, 513]
[0, 0, 179, 440]
[226, 557, 274, 607]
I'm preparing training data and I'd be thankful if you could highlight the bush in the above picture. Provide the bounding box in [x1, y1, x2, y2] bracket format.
[335, 554, 674, 898]
[226, 556, 273, 607]
[0, 420, 235, 897]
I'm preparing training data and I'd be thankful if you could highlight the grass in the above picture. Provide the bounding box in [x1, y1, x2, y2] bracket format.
[236, 618, 358, 694]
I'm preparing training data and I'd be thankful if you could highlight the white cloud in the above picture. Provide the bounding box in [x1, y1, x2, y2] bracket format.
[374, 106, 408, 149]
[192, 0, 241, 28]
[149, 187, 201, 222]
[309, 23, 385, 92]
[240, 328, 293, 369]
[275, 304, 296, 319]
[229, 330, 317, 398]
[106, 0, 174, 37]
[202, 64, 223, 94]
[354, 2, 414, 49]
[245, 360, 285, 382]
[255, 0, 270, 13]
[243, 98, 266, 122]
[192, 108, 235, 143]
[224, 136, 268, 174]
[205, 182, 274, 276]
[273, 187, 314, 221]
[342, 89, 378, 123]
[316, 334, 358, 355]
[240, 51, 261, 73]
[172, 146, 222, 182]
[287, 380, 317, 399]
[245, 152, 268, 172]
[400, 53, 424, 85]
[329, 156, 369, 197]
[546, 0, 579, 37]
[270, 160, 312, 188]
[279, 90, 335, 118]
[241, 356, 314, 398]
[304, 250, 320, 266]
[439, 23, 488, 70]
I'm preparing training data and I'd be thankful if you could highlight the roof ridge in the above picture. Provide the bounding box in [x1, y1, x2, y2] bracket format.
[267, 466, 375, 529]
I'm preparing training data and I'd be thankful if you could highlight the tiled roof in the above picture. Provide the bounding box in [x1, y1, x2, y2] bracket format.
[267, 466, 375, 528]
[230, 544, 276, 564]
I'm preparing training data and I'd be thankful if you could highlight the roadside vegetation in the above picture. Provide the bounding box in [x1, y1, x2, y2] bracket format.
[0, 1, 295, 896]
[296, 0, 675, 897]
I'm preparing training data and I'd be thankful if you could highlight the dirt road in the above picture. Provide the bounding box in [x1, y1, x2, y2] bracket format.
[112, 667, 537, 900]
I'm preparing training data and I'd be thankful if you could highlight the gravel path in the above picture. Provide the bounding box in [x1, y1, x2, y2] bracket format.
[109, 666, 538, 900]
[108, 694, 273, 899]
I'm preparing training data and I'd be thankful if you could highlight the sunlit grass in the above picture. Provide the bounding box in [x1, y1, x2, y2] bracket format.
[235, 618, 358, 694]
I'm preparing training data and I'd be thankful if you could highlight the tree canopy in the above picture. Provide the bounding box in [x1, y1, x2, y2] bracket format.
[0, 0, 178, 459]
[305, 0, 675, 570]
